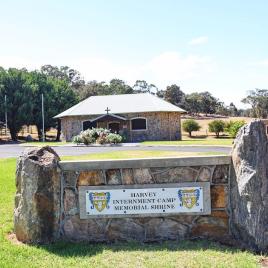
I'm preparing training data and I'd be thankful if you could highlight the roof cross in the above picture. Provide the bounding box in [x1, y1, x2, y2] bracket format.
[105, 107, 111, 114]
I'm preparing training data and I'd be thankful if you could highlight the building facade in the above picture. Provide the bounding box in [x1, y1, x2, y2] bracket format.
[55, 93, 185, 142]
[60, 111, 182, 142]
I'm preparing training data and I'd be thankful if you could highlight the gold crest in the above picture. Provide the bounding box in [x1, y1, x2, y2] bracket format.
[178, 189, 200, 209]
[89, 192, 110, 212]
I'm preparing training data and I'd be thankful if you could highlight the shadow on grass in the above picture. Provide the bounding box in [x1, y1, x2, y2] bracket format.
[35, 239, 244, 258]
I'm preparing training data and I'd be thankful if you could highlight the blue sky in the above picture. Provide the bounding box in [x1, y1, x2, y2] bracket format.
[1, 0, 268, 107]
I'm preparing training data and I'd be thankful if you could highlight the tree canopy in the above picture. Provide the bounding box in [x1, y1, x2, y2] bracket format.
[0, 64, 254, 141]
[0, 67, 78, 140]
[242, 89, 268, 118]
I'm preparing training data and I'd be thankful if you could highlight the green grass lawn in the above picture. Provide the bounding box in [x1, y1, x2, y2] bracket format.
[19, 141, 69, 147]
[19, 137, 233, 148]
[142, 137, 234, 146]
[0, 155, 263, 268]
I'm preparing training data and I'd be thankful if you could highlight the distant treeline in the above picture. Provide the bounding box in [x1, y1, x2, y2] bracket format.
[0, 65, 265, 140]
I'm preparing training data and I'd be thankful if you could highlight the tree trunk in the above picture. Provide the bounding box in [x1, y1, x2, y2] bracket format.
[189, 131, 192, 137]
[37, 127, 43, 141]
[10, 130, 17, 141]
[56, 119, 61, 141]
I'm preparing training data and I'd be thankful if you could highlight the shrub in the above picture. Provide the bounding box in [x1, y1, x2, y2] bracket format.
[182, 119, 201, 137]
[72, 128, 123, 145]
[106, 133, 123, 144]
[72, 134, 83, 144]
[208, 120, 225, 138]
[225, 120, 246, 138]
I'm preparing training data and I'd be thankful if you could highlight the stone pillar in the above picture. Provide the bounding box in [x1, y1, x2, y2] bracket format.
[14, 146, 61, 244]
[231, 120, 268, 252]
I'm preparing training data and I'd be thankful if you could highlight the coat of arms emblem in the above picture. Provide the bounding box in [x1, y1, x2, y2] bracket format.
[178, 188, 200, 209]
[89, 192, 111, 212]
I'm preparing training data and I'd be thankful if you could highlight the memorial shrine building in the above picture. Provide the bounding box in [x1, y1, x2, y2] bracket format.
[54, 93, 185, 142]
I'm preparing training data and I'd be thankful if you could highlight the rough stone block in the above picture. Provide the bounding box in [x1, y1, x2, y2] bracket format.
[64, 215, 109, 242]
[77, 170, 105, 186]
[167, 215, 197, 225]
[190, 212, 229, 239]
[14, 146, 61, 244]
[63, 171, 78, 187]
[121, 169, 134, 184]
[133, 168, 154, 184]
[63, 215, 89, 241]
[107, 218, 145, 241]
[211, 185, 227, 208]
[106, 169, 121, 185]
[151, 167, 198, 183]
[145, 218, 189, 241]
[212, 165, 229, 184]
[64, 188, 78, 215]
[197, 167, 212, 182]
[231, 120, 268, 251]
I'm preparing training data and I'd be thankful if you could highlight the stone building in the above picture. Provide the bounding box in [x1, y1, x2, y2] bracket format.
[54, 93, 185, 142]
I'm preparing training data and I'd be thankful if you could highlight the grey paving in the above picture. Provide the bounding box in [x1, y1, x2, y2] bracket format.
[0, 144, 231, 159]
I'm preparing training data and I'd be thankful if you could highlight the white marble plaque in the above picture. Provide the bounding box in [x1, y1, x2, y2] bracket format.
[79, 183, 211, 219]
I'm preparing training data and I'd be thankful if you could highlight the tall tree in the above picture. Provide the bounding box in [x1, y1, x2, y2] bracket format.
[185, 92, 202, 114]
[41, 65, 85, 90]
[29, 71, 78, 140]
[164, 84, 185, 108]
[198, 91, 218, 115]
[133, 80, 158, 94]
[78, 80, 108, 100]
[0, 68, 33, 140]
[242, 89, 268, 118]
[109, 79, 133, 95]
[78, 79, 133, 100]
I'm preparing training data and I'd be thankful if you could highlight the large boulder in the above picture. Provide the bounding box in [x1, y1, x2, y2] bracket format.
[231, 120, 268, 252]
[14, 146, 61, 243]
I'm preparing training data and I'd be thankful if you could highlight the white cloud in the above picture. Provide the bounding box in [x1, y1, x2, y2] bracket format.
[0, 56, 39, 70]
[189, 36, 208, 45]
[249, 59, 268, 66]
[71, 51, 214, 88]
[0, 51, 214, 90]
[142, 52, 213, 86]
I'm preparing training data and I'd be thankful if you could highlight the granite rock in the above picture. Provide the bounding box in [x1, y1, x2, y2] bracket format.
[197, 167, 211, 182]
[106, 169, 121, 185]
[63, 171, 79, 187]
[64, 188, 78, 216]
[212, 165, 229, 184]
[211, 185, 227, 209]
[145, 218, 189, 241]
[14, 146, 61, 243]
[231, 120, 268, 252]
[133, 168, 154, 184]
[121, 169, 134, 184]
[108, 218, 145, 241]
[77, 170, 105, 186]
[151, 167, 198, 183]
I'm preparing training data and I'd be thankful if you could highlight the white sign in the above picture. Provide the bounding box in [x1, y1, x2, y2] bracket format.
[82, 185, 205, 217]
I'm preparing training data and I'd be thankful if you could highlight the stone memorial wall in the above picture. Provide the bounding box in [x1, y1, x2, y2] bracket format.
[14, 120, 268, 252]
[14, 149, 231, 244]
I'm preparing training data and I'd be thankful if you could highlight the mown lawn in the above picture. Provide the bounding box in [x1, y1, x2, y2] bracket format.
[19, 137, 234, 148]
[142, 137, 234, 146]
[0, 156, 263, 268]
[19, 141, 69, 147]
